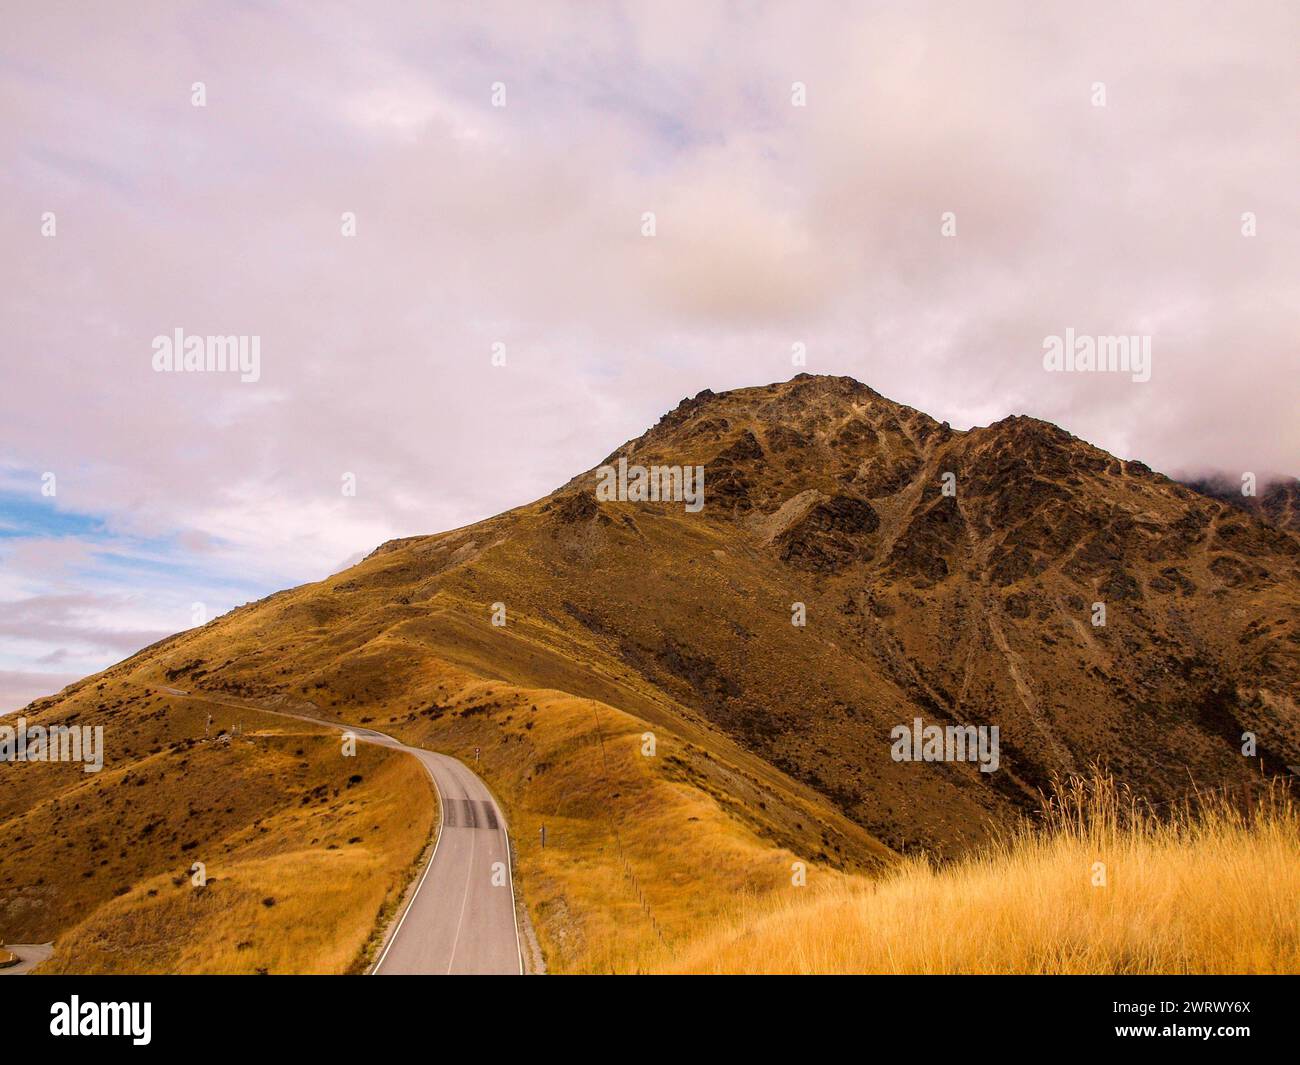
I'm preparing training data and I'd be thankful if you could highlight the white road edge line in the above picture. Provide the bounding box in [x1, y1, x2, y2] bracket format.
[477, 773, 526, 975]
[143, 685, 516, 976]
[371, 755, 446, 975]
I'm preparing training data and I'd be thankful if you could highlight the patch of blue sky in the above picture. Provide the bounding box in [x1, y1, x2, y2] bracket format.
[0, 487, 285, 612]
[80, 544, 269, 600]
[0, 490, 107, 539]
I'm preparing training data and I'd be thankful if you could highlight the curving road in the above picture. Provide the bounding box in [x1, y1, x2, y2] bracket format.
[0, 943, 53, 976]
[154, 689, 524, 975]
[367, 736, 523, 975]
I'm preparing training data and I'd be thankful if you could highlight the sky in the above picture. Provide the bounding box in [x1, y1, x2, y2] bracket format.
[2, 1, 1297, 711]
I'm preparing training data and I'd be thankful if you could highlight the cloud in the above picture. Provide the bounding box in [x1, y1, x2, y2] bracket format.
[0, 512, 277, 692]
[0, 1, 1295, 689]
[0, 593, 171, 655]
[0, 670, 85, 715]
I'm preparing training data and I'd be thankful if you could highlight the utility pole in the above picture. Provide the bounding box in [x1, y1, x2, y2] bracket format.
[540, 824, 546, 849]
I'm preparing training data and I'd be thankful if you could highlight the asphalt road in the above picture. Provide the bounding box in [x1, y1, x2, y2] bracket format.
[0, 943, 53, 975]
[156, 689, 524, 976]
[367, 734, 524, 975]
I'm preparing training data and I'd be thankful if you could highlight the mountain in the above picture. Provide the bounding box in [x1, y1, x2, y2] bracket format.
[1180, 474, 1300, 533]
[4, 373, 1298, 972]
[531, 374, 1300, 845]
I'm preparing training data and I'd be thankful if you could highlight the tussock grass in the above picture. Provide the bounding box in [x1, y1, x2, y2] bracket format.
[0, 693, 435, 975]
[395, 675, 863, 974]
[35, 743, 435, 975]
[660, 771, 1300, 974]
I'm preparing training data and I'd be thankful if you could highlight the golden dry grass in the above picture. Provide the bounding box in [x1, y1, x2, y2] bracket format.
[489, 690, 844, 973]
[313, 663, 881, 973]
[9, 374, 1299, 976]
[658, 772, 1300, 974]
[1, 687, 435, 975]
[5, 640, 877, 975]
[34, 736, 435, 974]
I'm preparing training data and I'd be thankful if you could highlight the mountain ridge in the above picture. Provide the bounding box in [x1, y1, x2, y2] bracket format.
[6, 372, 1299, 972]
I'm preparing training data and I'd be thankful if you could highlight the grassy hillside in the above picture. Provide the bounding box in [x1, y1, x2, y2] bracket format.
[659, 774, 1300, 974]
[139, 657, 888, 972]
[4, 373, 1297, 973]
[0, 685, 435, 974]
[3, 585, 890, 973]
